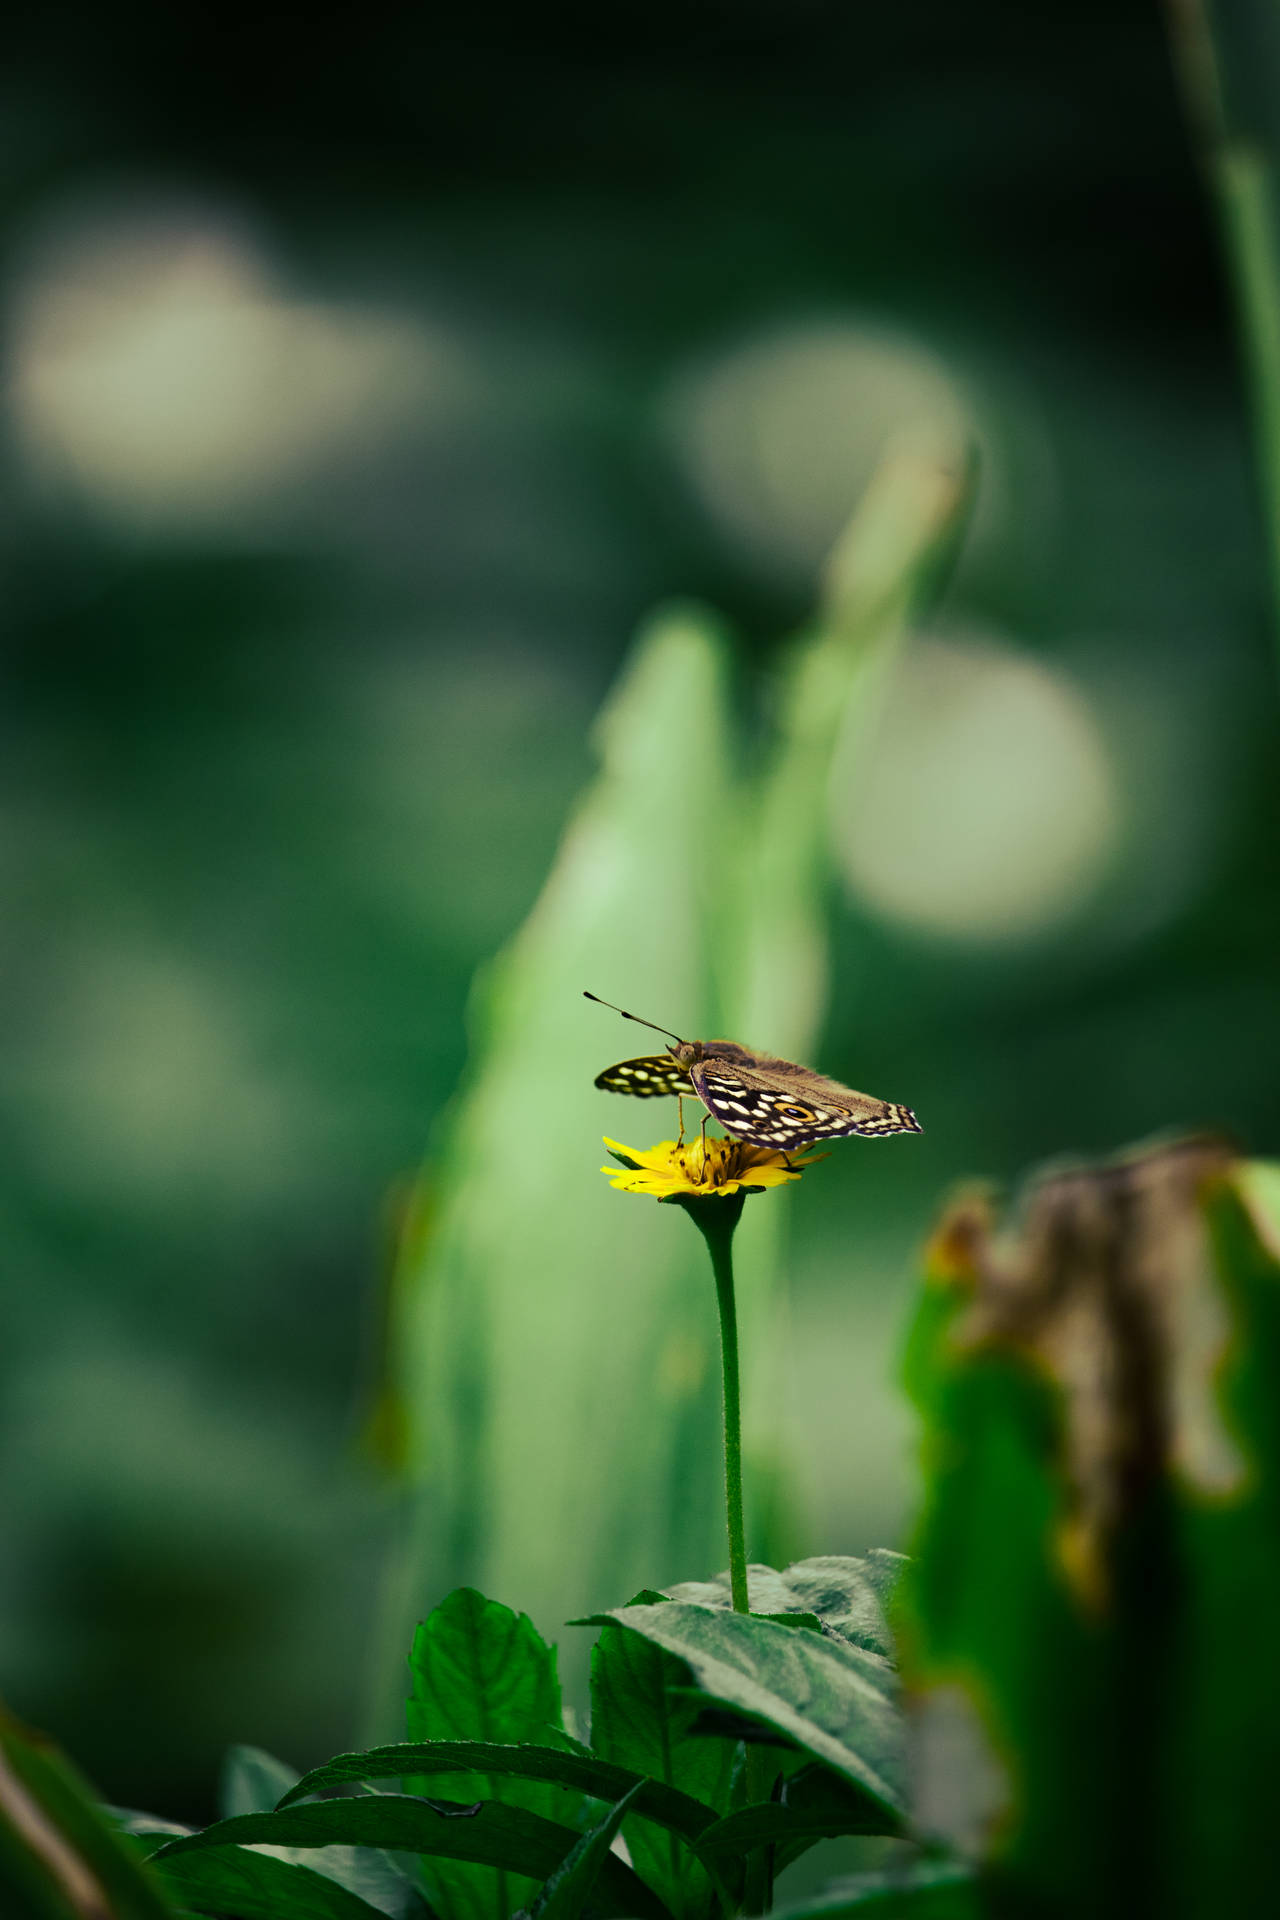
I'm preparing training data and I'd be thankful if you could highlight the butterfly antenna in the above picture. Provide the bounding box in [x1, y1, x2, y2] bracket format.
[582, 991, 685, 1046]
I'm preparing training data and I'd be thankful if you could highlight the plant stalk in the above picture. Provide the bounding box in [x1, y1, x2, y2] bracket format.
[1168, 0, 1280, 666]
[695, 1198, 751, 1615]
[683, 1195, 776, 1913]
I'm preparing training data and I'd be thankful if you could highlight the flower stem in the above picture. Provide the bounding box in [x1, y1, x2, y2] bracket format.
[676, 1191, 775, 1911]
[681, 1193, 750, 1614]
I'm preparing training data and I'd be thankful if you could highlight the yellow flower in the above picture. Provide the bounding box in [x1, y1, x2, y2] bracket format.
[602, 1135, 821, 1200]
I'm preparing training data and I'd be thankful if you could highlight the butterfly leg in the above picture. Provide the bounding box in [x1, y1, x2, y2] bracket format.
[693, 1107, 711, 1183]
[677, 1093, 686, 1145]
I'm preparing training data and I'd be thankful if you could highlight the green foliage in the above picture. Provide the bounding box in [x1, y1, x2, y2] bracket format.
[153, 1795, 666, 1918]
[73, 1564, 938, 1920]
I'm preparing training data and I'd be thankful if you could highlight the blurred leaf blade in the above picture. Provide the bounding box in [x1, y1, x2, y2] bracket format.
[220, 1744, 303, 1820]
[0, 1706, 179, 1920]
[378, 607, 743, 1723]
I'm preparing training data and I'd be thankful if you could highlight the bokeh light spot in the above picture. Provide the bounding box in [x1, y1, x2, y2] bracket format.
[8, 191, 464, 533]
[832, 634, 1121, 944]
[666, 319, 980, 582]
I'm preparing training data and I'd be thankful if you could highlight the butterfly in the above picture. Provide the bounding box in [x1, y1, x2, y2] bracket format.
[585, 992, 922, 1151]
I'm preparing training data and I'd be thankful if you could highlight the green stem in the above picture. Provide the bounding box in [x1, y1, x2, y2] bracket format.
[694, 1198, 750, 1615]
[678, 1192, 774, 1911]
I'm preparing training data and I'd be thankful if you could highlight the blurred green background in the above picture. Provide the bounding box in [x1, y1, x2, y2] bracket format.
[2, 0, 1278, 1829]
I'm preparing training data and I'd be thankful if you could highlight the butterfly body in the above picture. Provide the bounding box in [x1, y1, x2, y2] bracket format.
[594, 1034, 922, 1150]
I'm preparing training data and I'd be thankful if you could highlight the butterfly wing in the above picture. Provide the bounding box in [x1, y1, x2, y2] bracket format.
[690, 1059, 921, 1148]
[594, 1055, 693, 1098]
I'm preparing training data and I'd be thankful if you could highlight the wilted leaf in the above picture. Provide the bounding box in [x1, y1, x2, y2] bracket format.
[899, 1142, 1280, 1918]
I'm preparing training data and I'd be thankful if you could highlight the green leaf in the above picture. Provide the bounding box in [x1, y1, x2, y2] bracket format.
[0, 1705, 179, 1920]
[588, 1620, 737, 1920]
[405, 1588, 564, 1920]
[407, 1590, 562, 1753]
[768, 1860, 981, 1919]
[155, 1846, 400, 1920]
[152, 1796, 668, 1920]
[585, 1605, 905, 1816]
[663, 1557, 905, 1659]
[277, 1739, 717, 1845]
[523, 1782, 643, 1920]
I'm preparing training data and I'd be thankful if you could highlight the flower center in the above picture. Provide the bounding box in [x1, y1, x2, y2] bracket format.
[676, 1138, 741, 1186]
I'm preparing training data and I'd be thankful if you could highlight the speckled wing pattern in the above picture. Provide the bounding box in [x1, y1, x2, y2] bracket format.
[690, 1057, 922, 1150]
[594, 1055, 692, 1098]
